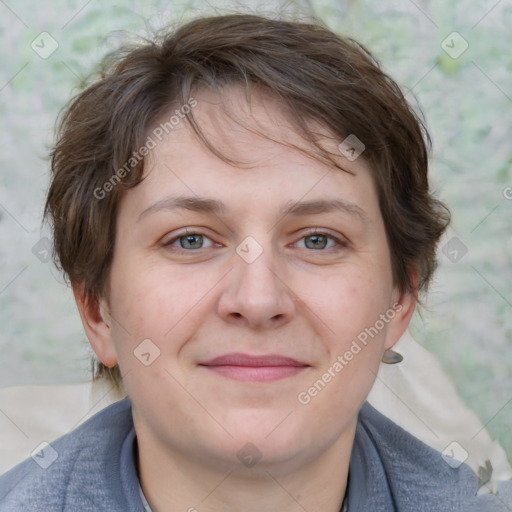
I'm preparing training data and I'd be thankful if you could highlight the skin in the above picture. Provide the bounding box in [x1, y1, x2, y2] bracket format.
[75, 86, 416, 512]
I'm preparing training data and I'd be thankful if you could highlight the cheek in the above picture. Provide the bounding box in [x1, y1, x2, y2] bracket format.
[300, 267, 393, 406]
[298, 282, 390, 432]
[315, 269, 389, 346]
[108, 260, 214, 359]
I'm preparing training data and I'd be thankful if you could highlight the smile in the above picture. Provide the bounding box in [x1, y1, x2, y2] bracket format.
[199, 353, 310, 382]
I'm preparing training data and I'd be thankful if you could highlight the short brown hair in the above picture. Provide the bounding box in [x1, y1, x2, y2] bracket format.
[44, 14, 450, 384]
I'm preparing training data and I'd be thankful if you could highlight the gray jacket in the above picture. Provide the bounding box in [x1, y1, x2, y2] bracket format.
[1, 398, 510, 511]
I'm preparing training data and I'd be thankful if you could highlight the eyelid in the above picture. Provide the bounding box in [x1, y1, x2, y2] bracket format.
[301, 227, 346, 238]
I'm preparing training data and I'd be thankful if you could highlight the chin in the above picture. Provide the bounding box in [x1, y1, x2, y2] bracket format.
[224, 410, 307, 454]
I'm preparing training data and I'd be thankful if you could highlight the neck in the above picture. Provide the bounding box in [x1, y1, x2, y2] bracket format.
[136, 422, 355, 512]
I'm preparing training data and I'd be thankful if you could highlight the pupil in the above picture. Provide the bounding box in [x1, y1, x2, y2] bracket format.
[306, 235, 327, 249]
[182, 234, 203, 249]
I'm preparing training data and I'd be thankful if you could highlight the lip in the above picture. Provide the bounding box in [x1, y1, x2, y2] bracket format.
[199, 353, 310, 382]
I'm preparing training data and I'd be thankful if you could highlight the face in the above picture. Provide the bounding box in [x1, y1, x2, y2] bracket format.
[81, 87, 414, 474]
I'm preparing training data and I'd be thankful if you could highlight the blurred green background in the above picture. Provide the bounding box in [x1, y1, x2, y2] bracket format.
[0, 0, 510, 458]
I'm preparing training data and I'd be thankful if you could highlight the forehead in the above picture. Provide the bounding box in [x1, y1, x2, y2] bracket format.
[120, 86, 380, 223]
[147, 85, 357, 171]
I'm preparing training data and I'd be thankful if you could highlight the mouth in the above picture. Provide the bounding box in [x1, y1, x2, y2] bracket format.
[198, 353, 310, 382]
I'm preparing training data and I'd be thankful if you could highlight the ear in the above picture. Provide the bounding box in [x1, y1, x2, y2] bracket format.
[73, 283, 118, 368]
[383, 270, 419, 351]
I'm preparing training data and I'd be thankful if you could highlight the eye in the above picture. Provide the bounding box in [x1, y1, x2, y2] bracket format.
[295, 231, 347, 251]
[164, 230, 215, 250]
[162, 228, 347, 253]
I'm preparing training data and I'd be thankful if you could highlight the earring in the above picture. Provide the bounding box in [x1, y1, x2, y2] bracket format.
[382, 349, 403, 364]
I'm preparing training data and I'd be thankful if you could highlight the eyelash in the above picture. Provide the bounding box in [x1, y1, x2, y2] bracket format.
[163, 228, 348, 253]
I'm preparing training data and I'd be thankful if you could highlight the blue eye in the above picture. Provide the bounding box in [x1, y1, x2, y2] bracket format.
[166, 232, 214, 250]
[296, 232, 346, 251]
[163, 229, 347, 253]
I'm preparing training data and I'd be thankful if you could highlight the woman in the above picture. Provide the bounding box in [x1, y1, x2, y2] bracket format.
[1, 13, 510, 511]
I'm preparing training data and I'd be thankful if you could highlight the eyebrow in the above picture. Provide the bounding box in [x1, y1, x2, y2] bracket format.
[138, 196, 369, 224]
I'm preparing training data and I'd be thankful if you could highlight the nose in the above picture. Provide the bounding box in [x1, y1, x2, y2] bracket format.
[217, 242, 296, 330]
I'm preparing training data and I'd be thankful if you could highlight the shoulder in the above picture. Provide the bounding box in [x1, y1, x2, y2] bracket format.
[356, 401, 472, 481]
[0, 399, 135, 512]
[353, 402, 512, 511]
